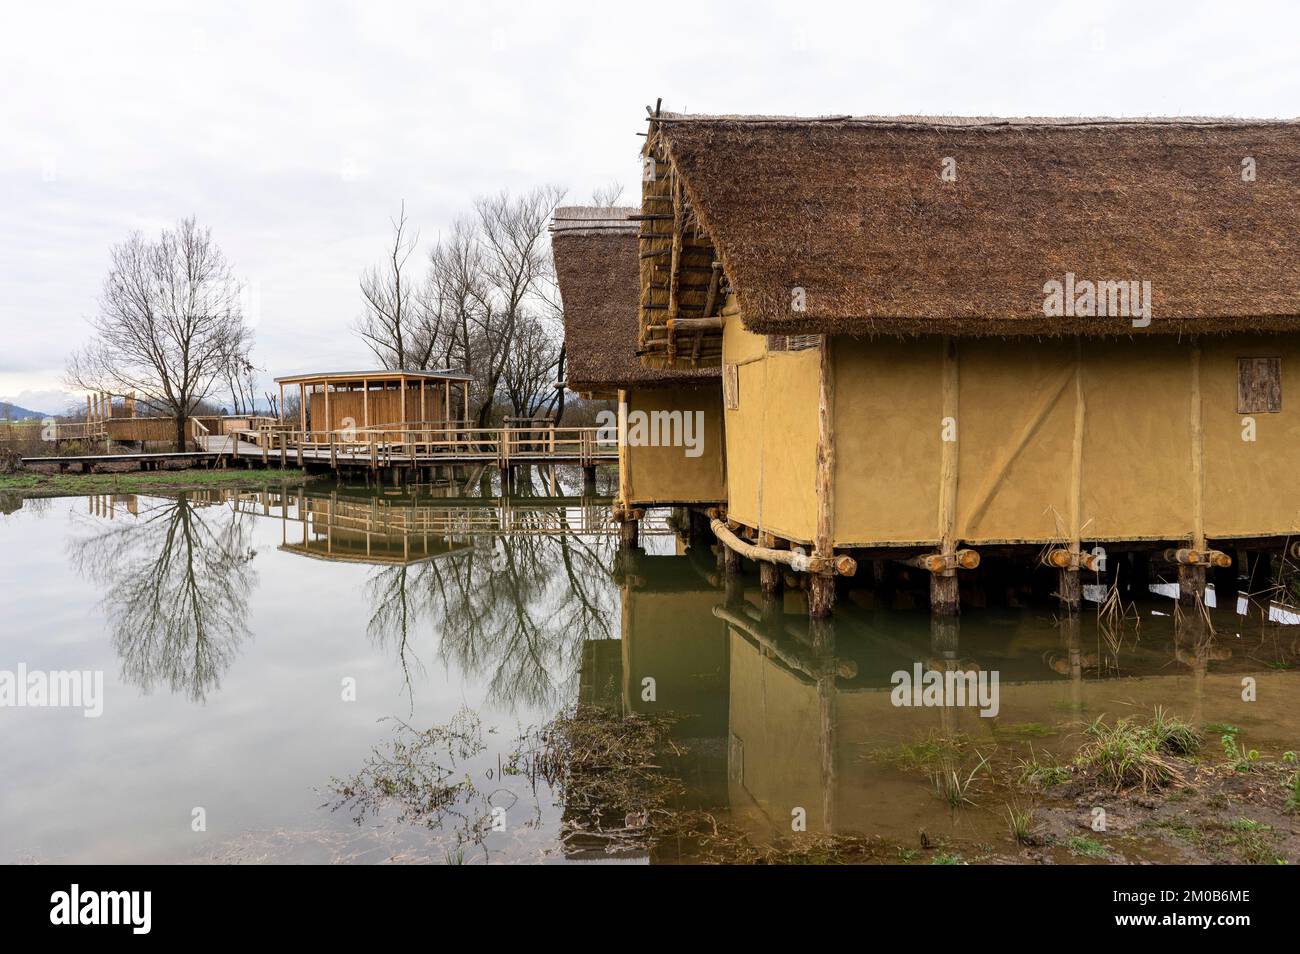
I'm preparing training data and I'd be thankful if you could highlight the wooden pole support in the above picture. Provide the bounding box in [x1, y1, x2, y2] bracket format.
[1160, 547, 1233, 568]
[710, 519, 856, 577]
[1044, 548, 1100, 572]
[902, 549, 980, 573]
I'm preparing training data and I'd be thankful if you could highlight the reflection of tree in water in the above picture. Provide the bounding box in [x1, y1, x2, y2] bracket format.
[363, 471, 619, 711]
[69, 494, 256, 702]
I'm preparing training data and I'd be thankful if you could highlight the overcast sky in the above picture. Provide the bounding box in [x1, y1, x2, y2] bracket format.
[3, 0, 1298, 414]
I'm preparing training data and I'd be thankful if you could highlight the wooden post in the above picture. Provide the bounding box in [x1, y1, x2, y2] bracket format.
[363, 384, 369, 431]
[463, 382, 470, 427]
[932, 336, 961, 617]
[758, 530, 784, 594]
[324, 383, 331, 438]
[420, 378, 426, 424]
[1062, 339, 1086, 614]
[810, 336, 836, 617]
[616, 388, 631, 508]
[400, 374, 407, 426]
[278, 382, 284, 423]
[1184, 338, 1208, 609]
[298, 382, 306, 435]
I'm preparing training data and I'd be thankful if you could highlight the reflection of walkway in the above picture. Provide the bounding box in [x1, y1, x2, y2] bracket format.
[209, 488, 673, 562]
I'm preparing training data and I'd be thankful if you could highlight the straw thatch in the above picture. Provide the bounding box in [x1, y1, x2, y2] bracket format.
[650, 114, 1300, 336]
[553, 206, 717, 391]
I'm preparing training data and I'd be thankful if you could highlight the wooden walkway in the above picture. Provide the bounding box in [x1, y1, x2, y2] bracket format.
[197, 424, 617, 470]
[22, 425, 618, 474]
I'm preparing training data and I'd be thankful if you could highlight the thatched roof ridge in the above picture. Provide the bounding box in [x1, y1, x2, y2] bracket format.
[653, 113, 1300, 335]
[552, 206, 718, 391]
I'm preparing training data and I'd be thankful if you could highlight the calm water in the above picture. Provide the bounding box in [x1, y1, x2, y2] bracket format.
[3, 472, 1298, 863]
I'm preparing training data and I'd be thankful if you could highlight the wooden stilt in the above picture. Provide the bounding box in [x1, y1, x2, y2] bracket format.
[758, 531, 785, 594]
[811, 334, 837, 618]
[930, 571, 960, 616]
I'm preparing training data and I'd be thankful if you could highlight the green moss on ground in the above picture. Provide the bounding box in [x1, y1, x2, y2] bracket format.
[0, 467, 310, 502]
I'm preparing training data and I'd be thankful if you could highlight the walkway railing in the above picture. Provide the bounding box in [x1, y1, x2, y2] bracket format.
[241, 423, 616, 468]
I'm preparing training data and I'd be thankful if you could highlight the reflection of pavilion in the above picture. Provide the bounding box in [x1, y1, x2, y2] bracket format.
[279, 492, 478, 565]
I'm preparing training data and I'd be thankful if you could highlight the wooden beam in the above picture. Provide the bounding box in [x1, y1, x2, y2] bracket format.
[1190, 338, 1205, 553]
[617, 388, 630, 507]
[666, 173, 683, 360]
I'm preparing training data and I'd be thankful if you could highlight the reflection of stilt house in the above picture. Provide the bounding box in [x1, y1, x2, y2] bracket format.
[639, 113, 1300, 616]
[552, 207, 726, 538]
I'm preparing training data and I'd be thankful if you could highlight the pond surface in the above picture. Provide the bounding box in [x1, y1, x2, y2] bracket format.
[2, 472, 1298, 863]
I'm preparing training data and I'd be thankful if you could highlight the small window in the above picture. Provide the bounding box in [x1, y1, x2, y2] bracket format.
[723, 363, 739, 410]
[1238, 357, 1282, 414]
[787, 334, 820, 352]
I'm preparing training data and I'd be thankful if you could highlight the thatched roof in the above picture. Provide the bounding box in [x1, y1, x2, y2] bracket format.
[553, 206, 717, 391]
[651, 114, 1300, 336]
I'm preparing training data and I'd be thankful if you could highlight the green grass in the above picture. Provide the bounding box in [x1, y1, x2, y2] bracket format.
[1067, 835, 1108, 859]
[1017, 747, 1073, 788]
[1284, 773, 1300, 814]
[1225, 817, 1281, 864]
[1220, 733, 1260, 773]
[0, 467, 309, 500]
[1203, 723, 1240, 736]
[1075, 707, 1202, 792]
[994, 722, 1056, 739]
[930, 852, 965, 865]
[878, 732, 969, 772]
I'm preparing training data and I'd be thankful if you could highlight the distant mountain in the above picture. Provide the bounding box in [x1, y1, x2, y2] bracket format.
[0, 401, 50, 420]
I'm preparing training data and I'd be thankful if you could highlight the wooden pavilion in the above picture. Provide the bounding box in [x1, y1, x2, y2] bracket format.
[273, 369, 475, 437]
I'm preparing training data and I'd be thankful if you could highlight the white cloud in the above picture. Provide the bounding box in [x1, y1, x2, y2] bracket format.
[2, 0, 1299, 399]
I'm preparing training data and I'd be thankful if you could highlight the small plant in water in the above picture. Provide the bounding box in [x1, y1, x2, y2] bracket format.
[929, 752, 989, 808]
[1004, 802, 1037, 845]
[1017, 746, 1072, 789]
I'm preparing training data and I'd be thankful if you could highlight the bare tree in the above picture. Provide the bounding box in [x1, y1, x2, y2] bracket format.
[470, 185, 565, 426]
[590, 181, 625, 207]
[355, 202, 423, 370]
[354, 187, 567, 426]
[65, 217, 252, 449]
[501, 313, 561, 418]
